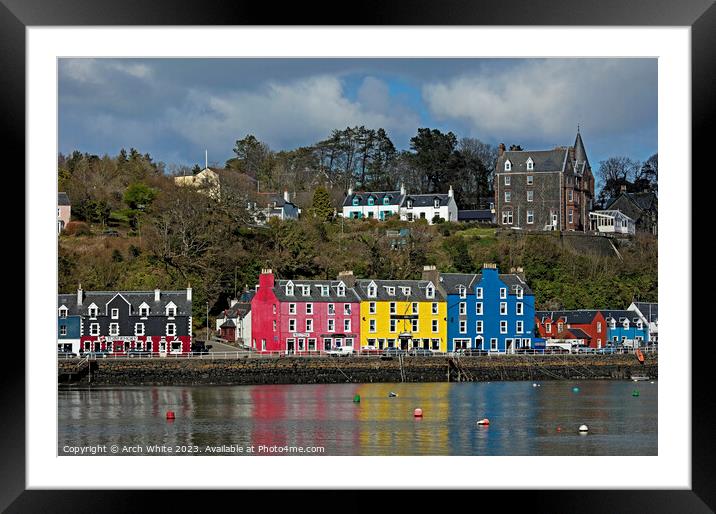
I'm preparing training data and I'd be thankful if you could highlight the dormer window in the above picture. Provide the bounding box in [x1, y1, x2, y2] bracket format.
[59, 307, 68, 318]
[434, 199, 440, 209]
[139, 303, 150, 317]
[367, 197, 375, 206]
[426, 284, 435, 299]
[526, 157, 534, 170]
[458, 286, 466, 299]
[88, 304, 98, 318]
[623, 320, 630, 329]
[401, 286, 411, 296]
[383, 197, 390, 205]
[286, 282, 294, 296]
[504, 160, 512, 171]
[516, 287, 523, 299]
[166, 304, 177, 317]
[406, 199, 413, 209]
[504, 175, 511, 186]
[367, 283, 377, 298]
[500, 288, 507, 299]
[610, 319, 616, 329]
[637, 320, 643, 329]
[301, 285, 310, 296]
[337, 283, 345, 297]
[387, 286, 395, 296]
[111, 308, 119, 319]
[320, 285, 329, 297]
[352, 197, 360, 206]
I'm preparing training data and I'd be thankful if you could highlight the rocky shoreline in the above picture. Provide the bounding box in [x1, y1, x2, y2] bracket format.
[58, 353, 657, 386]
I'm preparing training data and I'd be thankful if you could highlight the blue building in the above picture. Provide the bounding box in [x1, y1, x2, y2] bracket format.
[601, 309, 649, 347]
[58, 291, 82, 353]
[424, 264, 535, 353]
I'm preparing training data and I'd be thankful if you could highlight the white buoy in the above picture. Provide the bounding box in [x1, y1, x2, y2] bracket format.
[650, 381, 655, 384]
[532, 383, 538, 387]
[578, 424, 589, 433]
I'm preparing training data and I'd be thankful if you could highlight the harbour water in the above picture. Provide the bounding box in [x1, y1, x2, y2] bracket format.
[58, 380, 657, 456]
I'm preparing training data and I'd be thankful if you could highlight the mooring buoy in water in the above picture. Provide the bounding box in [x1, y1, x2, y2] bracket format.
[477, 418, 490, 426]
[166, 411, 175, 420]
[532, 383, 538, 387]
[579, 424, 589, 433]
[353, 394, 361, 403]
[414, 408, 423, 417]
[572, 387, 580, 393]
[632, 390, 640, 397]
[388, 392, 397, 397]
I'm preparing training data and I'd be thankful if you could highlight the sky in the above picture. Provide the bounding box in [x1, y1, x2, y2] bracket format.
[58, 58, 657, 172]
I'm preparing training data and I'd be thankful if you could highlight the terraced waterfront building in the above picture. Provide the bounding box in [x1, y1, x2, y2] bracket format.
[352, 275, 448, 352]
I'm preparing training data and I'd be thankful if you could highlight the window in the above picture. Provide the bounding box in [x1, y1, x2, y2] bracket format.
[89, 323, 100, 336]
[558, 322, 564, 333]
[140, 306, 149, 317]
[320, 285, 329, 297]
[166, 305, 176, 317]
[367, 284, 377, 298]
[345, 338, 354, 347]
[432, 302, 438, 315]
[135, 323, 145, 336]
[111, 308, 119, 319]
[59, 307, 68, 318]
[289, 319, 296, 332]
[352, 197, 360, 206]
[369, 319, 376, 333]
[500, 321, 507, 334]
[60, 325, 67, 336]
[261, 339, 266, 351]
[306, 319, 313, 332]
[328, 319, 335, 332]
[109, 323, 119, 336]
[516, 302, 523, 315]
[610, 319, 616, 329]
[390, 319, 397, 332]
[527, 174, 533, 184]
[491, 338, 498, 350]
[459, 320, 466, 334]
[308, 339, 316, 351]
[337, 284, 345, 297]
[526, 210, 534, 224]
[390, 302, 397, 314]
[597, 322, 602, 333]
[546, 322, 552, 333]
[89, 306, 98, 318]
[402, 286, 412, 296]
[288, 303, 296, 315]
[412, 302, 418, 314]
[273, 320, 277, 331]
[502, 210, 513, 224]
[327, 303, 335, 315]
[500, 302, 507, 315]
[432, 319, 439, 333]
[272, 304, 277, 314]
[476, 302, 483, 315]
[367, 197, 374, 206]
[286, 283, 294, 296]
[411, 319, 419, 332]
[306, 303, 313, 315]
[623, 320, 630, 329]
[387, 286, 395, 296]
[500, 288, 507, 299]
[516, 287, 523, 299]
[527, 190, 533, 202]
[406, 199, 413, 209]
[476, 287, 483, 299]
[516, 321, 524, 334]
[504, 175, 511, 185]
[344, 304, 351, 315]
[476, 320, 483, 333]
[434, 199, 440, 209]
[504, 160, 512, 171]
[526, 158, 534, 171]
[459, 302, 467, 315]
[166, 323, 176, 336]
[568, 190, 574, 202]
[426, 285, 435, 299]
[344, 319, 351, 332]
[301, 285, 310, 296]
[504, 191, 511, 203]
[369, 302, 376, 314]
[458, 285, 466, 299]
[568, 208, 574, 224]
[383, 197, 390, 205]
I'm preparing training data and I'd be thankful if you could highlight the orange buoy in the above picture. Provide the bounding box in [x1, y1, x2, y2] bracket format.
[477, 418, 490, 426]
[414, 408, 423, 417]
[166, 411, 175, 420]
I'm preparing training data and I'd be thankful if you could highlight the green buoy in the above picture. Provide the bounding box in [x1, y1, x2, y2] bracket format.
[632, 390, 640, 397]
[353, 394, 361, 403]
[572, 387, 580, 393]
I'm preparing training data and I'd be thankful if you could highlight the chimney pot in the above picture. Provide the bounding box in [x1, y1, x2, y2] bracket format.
[155, 288, 161, 302]
[498, 143, 506, 156]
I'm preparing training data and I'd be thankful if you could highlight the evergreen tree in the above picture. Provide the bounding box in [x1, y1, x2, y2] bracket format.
[310, 186, 334, 222]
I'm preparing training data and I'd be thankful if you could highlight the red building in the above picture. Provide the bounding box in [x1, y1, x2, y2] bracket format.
[250, 269, 361, 353]
[535, 310, 607, 349]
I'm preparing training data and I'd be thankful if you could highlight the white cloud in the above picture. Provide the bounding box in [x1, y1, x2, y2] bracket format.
[422, 59, 657, 143]
[167, 75, 421, 154]
[60, 59, 153, 84]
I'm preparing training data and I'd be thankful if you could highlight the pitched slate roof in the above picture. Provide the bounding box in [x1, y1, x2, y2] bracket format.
[220, 319, 236, 328]
[498, 149, 568, 173]
[567, 327, 591, 339]
[274, 280, 361, 303]
[536, 310, 600, 324]
[437, 272, 533, 296]
[458, 209, 493, 221]
[573, 131, 589, 168]
[353, 279, 445, 302]
[605, 192, 657, 212]
[343, 191, 402, 207]
[223, 302, 251, 319]
[58, 192, 71, 206]
[58, 294, 81, 315]
[401, 193, 452, 207]
[601, 310, 642, 323]
[633, 302, 658, 322]
[59, 290, 192, 316]
[499, 274, 534, 296]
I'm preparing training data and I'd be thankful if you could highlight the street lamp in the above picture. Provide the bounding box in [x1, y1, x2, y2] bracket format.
[206, 301, 209, 343]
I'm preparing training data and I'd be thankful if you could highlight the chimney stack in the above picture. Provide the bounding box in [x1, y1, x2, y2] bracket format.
[498, 143, 506, 157]
[186, 285, 192, 301]
[400, 183, 406, 196]
[77, 284, 83, 306]
[620, 184, 628, 193]
[259, 269, 275, 289]
[284, 190, 290, 203]
[421, 265, 440, 285]
[337, 270, 356, 287]
[155, 288, 161, 302]
[448, 185, 454, 198]
[347, 186, 353, 196]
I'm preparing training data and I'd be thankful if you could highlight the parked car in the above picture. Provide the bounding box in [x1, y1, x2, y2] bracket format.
[382, 347, 406, 357]
[85, 350, 110, 358]
[126, 349, 153, 358]
[325, 346, 354, 356]
[408, 348, 433, 356]
[576, 347, 597, 354]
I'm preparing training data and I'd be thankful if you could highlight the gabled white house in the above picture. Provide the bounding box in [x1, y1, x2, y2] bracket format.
[400, 186, 458, 224]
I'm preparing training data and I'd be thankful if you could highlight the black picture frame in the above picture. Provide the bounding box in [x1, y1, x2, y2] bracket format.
[4, 0, 713, 510]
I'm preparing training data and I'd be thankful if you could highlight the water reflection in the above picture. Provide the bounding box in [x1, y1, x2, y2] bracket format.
[58, 381, 657, 456]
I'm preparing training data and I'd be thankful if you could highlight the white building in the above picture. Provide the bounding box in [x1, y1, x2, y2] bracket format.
[215, 295, 253, 348]
[589, 210, 635, 235]
[628, 302, 658, 343]
[342, 184, 458, 224]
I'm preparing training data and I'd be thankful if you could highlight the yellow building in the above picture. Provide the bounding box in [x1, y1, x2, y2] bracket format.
[174, 167, 220, 199]
[353, 276, 447, 352]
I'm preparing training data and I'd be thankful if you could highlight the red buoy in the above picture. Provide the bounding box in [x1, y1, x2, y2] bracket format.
[477, 418, 490, 426]
[557, 426, 562, 432]
[166, 411, 175, 420]
[414, 408, 423, 417]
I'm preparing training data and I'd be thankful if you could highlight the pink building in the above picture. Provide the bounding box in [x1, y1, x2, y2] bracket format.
[58, 192, 71, 233]
[250, 269, 361, 353]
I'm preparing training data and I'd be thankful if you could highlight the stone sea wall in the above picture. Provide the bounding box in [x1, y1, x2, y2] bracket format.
[58, 353, 657, 386]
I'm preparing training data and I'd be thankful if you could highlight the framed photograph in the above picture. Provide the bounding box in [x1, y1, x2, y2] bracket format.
[6, 0, 713, 510]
